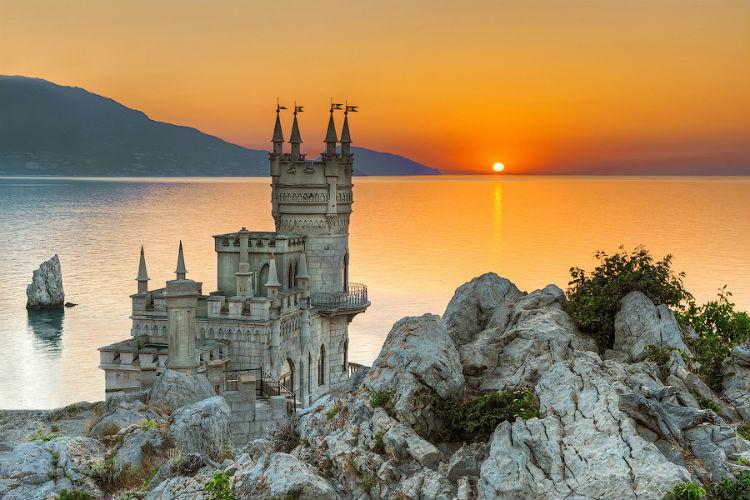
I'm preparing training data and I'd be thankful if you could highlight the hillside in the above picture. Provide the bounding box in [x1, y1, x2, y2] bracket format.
[0, 76, 439, 177]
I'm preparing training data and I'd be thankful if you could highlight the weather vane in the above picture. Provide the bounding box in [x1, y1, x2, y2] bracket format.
[294, 102, 304, 114]
[345, 101, 358, 114]
[276, 98, 287, 113]
[330, 99, 343, 112]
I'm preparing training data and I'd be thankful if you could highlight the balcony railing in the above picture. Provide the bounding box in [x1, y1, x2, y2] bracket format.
[312, 283, 368, 311]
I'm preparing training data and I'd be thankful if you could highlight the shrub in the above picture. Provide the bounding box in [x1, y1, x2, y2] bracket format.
[325, 401, 343, 421]
[57, 490, 93, 500]
[677, 288, 750, 391]
[90, 456, 124, 493]
[690, 391, 721, 413]
[270, 414, 300, 453]
[27, 428, 58, 442]
[368, 390, 390, 408]
[665, 481, 706, 499]
[737, 456, 749, 466]
[565, 247, 691, 352]
[737, 424, 750, 441]
[373, 430, 385, 454]
[139, 418, 158, 431]
[361, 473, 375, 494]
[709, 470, 750, 499]
[435, 388, 539, 443]
[204, 472, 234, 500]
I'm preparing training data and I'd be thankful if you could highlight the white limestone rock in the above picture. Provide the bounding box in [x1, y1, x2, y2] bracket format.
[443, 272, 524, 346]
[723, 345, 750, 423]
[89, 407, 147, 438]
[149, 369, 217, 412]
[613, 291, 691, 362]
[146, 476, 205, 500]
[25, 255, 64, 309]
[234, 452, 338, 499]
[362, 314, 464, 439]
[168, 396, 230, 462]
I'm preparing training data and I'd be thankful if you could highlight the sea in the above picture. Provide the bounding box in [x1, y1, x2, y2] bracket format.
[0, 175, 748, 409]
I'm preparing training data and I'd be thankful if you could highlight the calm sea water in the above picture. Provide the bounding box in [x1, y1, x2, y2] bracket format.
[0, 175, 748, 409]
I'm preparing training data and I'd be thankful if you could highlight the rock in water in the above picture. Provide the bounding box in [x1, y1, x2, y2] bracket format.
[26, 255, 64, 309]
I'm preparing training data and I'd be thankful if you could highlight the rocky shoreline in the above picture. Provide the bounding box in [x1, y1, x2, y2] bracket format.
[3, 272, 750, 499]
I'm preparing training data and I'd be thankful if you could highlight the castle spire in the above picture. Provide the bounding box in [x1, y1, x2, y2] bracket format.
[175, 240, 187, 280]
[136, 245, 149, 294]
[266, 254, 282, 288]
[296, 252, 310, 280]
[290, 106, 303, 157]
[325, 102, 341, 155]
[272, 102, 285, 155]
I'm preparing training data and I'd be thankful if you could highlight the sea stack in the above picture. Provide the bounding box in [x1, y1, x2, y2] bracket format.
[26, 255, 65, 309]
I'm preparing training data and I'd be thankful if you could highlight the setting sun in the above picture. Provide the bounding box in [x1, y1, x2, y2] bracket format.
[492, 162, 505, 173]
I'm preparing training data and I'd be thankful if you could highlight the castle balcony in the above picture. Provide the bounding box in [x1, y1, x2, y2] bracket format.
[312, 283, 369, 314]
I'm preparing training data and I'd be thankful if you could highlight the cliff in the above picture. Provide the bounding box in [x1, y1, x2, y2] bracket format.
[0, 76, 440, 177]
[3, 273, 750, 499]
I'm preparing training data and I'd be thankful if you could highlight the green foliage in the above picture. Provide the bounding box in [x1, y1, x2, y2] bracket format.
[737, 456, 749, 466]
[373, 430, 385, 454]
[665, 482, 706, 500]
[368, 390, 391, 409]
[677, 287, 750, 391]
[708, 471, 750, 499]
[27, 428, 59, 442]
[737, 424, 750, 441]
[204, 472, 234, 500]
[57, 490, 93, 500]
[565, 247, 691, 352]
[361, 473, 375, 494]
[690, 391, 722, 413]
[325, 401, 343, 421]
[139, 418, 158, 431]
[435, 388, 539, 443]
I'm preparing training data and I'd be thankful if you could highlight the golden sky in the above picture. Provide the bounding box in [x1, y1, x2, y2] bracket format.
[1, 0, 749, 173]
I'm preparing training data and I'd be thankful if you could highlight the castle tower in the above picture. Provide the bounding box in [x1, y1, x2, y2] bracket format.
[270, 104, 354, 296]
[272, 105, 284, 156]
[166, 243, 199, 374]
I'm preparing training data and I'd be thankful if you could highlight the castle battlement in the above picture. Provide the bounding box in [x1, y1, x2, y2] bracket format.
[100, 103, 369, 446]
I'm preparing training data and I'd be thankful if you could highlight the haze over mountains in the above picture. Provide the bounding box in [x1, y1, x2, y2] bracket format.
[0, 76, 439, 177]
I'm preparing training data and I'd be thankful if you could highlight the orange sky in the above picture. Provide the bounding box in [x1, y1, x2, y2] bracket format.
[1, 0, 749, 173]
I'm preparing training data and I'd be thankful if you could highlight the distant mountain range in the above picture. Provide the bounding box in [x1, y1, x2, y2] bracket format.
[0, 76, 439, 177]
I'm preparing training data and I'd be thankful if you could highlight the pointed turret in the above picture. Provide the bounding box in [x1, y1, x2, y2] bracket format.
[272, 107, 284, 155]
[175, 240, 187, 280]
[136, 246, 149, 294]
[290, 109, 302, 158]
[325, 111, 338, 155]
[265, 254, 282, 299]
[296, 252, 310, 280]
[340, 112, 352, 155]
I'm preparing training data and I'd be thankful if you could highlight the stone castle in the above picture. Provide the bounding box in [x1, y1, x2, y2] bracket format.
[99, 104, 369, 444]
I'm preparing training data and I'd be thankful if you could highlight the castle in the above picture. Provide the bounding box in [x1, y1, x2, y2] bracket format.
[99, 104, 369, 444]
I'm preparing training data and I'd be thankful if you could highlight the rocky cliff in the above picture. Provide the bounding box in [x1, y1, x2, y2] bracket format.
[3, 273, 750, 499]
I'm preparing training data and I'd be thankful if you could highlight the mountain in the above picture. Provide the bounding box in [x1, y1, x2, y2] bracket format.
[0, 76, 439, 177]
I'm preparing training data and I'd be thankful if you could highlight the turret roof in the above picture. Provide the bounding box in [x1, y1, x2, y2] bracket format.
[272, 112, 284, 142]
[175, 240, 187, 276]
[325, 112, 338, 143]
[340, 113, 352, 144]
[289, 114, 302, 144]
[137, 245, 149, 281]
[266, 255, 282, 287]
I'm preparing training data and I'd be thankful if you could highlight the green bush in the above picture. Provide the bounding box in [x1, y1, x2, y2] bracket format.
[665, 481, 706, 499]
[139, 418, 158, 431]
[27, 428, 59, 442]
[435, 388, 539, 442]
[325, 401, 343, 421]
[690, 391, 721, 413]
[708, 470, 750, 499]
[204, 472, 234, 500]
[737, 424, 750, 441]
[373, 430, 385, 454]
[90, 456, 124, 493]
[677, 288, 750, 391]
[368, 390, 390, 408]
[57, 490, 93, 500]
[565, 247, 691, 352]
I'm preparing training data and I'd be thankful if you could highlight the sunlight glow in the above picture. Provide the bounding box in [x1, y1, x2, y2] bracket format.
[492, 162, 505, 173]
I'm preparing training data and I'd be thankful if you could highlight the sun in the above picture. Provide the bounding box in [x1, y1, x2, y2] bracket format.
[492, 162, 505, 173]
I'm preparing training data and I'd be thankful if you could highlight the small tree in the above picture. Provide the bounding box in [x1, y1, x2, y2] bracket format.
[565, 246, 692, 352]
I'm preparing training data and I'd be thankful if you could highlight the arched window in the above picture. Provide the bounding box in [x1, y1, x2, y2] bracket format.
[308, 352, 312, 393]
[281, 358, 294, 392]
[318, 345, 326, 386]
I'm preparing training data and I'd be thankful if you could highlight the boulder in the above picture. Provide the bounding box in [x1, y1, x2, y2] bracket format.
[168, 396, 230, 462]
[26, 255, 64, 309]
[146, 476, 205, 500]
[149, 369, 216, 413]
[362, 314, 464, 438]
[443, 272, 524, 346]
[613, 291, 691, 362]
[89, 407, 147, 438]
[234, 453, 338, 499]
[446, 442, 488, 482]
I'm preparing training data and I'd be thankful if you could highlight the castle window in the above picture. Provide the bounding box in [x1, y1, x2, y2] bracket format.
[318, 345, 326, 386]
[288, 262, 296, 289]
[343, 339, 348, 371]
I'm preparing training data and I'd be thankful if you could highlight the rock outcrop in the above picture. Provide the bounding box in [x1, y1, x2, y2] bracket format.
[25, 255, 64, 309]
[613, 291, 691, 361]
[4, 272, 750, 499]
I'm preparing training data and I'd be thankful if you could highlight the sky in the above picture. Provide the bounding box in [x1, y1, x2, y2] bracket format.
[1, 0, 749, 174]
